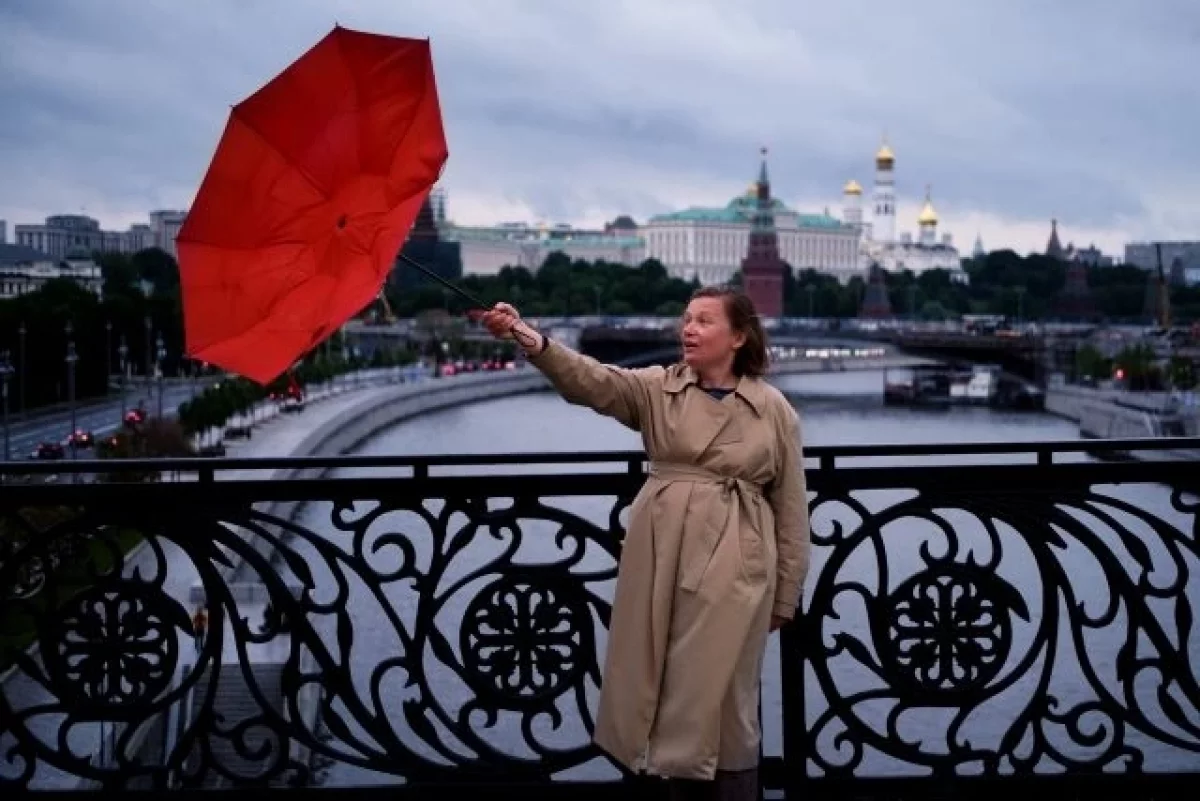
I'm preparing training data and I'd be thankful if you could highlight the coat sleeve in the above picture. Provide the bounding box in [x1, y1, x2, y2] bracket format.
[526, 338, 660, 431]
[767, 404, 811, 620]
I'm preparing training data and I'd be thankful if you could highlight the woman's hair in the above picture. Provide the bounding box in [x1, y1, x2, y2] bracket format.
[687, 285, 770, 378]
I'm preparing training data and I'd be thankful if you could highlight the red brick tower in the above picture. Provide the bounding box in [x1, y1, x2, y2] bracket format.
[740, 148, 785, 318]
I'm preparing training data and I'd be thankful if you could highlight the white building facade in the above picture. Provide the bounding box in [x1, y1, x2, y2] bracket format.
[842, 141, 966, 281]
[0, 244, 103, 299]
[444, 224, 645, 276]
[641, 189, 862, 285]
[14, 210, 187, 259]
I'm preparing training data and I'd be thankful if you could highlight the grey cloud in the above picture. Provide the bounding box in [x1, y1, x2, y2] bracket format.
[0, 0, 1196, 248]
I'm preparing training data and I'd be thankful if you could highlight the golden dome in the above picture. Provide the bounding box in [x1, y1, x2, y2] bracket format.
[746, 182, 757, 196]
[843, 179, 863, 195]
[918, 189, 938, 226]
[876, 141, 895, 165]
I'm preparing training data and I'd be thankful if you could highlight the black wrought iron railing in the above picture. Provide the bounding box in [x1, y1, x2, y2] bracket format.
[1, 438, 1198, 799]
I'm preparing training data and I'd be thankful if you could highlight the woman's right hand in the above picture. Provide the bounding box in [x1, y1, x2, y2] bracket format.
[478, 302, 521, 340]
[478, 302, 545, 353]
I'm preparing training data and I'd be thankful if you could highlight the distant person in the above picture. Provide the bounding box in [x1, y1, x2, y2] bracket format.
[192, 605, 208, 653]
[480, 287, 811, 801]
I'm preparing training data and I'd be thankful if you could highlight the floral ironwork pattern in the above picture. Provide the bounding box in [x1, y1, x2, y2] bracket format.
[0, 482, 635, 790]
[796, 480, 1200, 783]
[0, 447, 1197, 797]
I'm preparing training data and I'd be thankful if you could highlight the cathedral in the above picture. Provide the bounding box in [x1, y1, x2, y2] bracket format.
[841, 140, 967, 282]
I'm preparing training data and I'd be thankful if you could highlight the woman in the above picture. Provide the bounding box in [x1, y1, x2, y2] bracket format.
[479, 286, 810, 800]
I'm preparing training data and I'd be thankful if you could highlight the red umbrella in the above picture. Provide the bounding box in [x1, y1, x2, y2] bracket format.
[177, 25, 448, 384]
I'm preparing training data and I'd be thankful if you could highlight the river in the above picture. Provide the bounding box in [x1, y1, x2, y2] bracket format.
[284, 370, 1197, 785]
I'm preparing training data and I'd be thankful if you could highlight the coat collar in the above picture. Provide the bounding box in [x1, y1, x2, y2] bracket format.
[663, 364, 766, 416]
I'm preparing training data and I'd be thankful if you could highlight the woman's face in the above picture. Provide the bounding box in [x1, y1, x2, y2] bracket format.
[680, 296, 745, 376]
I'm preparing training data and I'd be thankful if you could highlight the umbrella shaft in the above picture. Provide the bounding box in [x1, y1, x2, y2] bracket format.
[399, 254, 486, 308]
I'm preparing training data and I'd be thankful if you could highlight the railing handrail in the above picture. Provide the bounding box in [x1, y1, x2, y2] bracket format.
[1, 436, 1197, 477]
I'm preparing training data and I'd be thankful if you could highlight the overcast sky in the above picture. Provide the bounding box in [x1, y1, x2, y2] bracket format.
[1, 0, 1196, 256]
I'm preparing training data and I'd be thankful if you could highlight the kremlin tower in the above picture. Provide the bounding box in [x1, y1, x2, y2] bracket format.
[739, 148, 786, 317]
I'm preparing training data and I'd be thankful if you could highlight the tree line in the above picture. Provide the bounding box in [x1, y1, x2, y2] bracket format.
[388, 248, 1200, 324]
[6, 245, 1196, 416]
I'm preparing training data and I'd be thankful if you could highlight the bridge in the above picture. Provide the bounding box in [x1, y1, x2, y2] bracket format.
[342, 319, 1053, 383]
[576, 325, 1045, 382]
[2, 438, 1198, 799]
[614, 344, 938, 374]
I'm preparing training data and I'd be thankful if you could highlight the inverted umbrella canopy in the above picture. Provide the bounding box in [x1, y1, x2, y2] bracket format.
[177, 25, 448, 384]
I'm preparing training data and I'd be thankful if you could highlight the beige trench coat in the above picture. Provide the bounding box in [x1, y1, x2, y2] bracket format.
[528, 340, 811, 780]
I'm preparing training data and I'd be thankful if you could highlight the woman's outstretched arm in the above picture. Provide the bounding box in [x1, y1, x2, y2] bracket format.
[478, 303, 659, 431]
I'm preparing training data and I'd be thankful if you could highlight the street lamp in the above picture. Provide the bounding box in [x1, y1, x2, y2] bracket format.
[155, 333, 165, 419]
[18, 322, 26, 414]
[118, 335, 129, 421]
[105, 321, 112, 393]
[144, 315, 152, 388]
[0, 350, 13, 462]
[65, 322, 77, 459]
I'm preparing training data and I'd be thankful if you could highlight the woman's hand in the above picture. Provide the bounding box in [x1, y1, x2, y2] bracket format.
[769, 615, 788, 632]
[478, 302, 520, 339]
[478, 302, 544, 353]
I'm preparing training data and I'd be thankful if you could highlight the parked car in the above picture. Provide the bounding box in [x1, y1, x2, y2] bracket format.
[32, 442, 65, 460]
[66, 429, 94, 449]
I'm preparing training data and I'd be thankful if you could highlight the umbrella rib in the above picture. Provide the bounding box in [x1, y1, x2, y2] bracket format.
[234, 111, 332, 202]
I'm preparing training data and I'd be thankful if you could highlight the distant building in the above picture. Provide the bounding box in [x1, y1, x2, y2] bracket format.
[843, 140, 966, 281]
[739, 149, 786, 317]
[14, 211, 187, 259]
[1045, 219, 1115, 267]
[1046, 218, 1067, 260]
[445, 222, 645, 276]
[148, 210, 187, 259]
[0, 219, 6, 245]
[644, 157, 861, 285]
[0, 244, 102, 298]
[429, 187, 447, 225]
[972, 233, 985, 258]
[1125, 241, 1200, 285]
[392, 193, 462, 292]
[1071, 244, 1114, 267]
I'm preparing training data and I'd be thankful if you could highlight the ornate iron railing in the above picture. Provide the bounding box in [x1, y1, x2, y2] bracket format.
[1, 438, 1198, 799]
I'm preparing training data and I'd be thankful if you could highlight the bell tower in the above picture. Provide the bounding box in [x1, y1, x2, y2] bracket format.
[872, 137, 896, 243]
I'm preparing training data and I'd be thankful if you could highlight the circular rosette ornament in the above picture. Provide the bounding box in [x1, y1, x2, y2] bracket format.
[40, 582, 193, 714]
[459, 570, 595, 710]
[872, 565, 1027, 702]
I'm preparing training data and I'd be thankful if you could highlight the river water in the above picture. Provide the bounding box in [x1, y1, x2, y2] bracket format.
[284, 370, 1198, 785]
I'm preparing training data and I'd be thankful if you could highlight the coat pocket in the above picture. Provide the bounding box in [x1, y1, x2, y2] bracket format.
[678, 493, 724, 593]
[737, 502, 769, 584]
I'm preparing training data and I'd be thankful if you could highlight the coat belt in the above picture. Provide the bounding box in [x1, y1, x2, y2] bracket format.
[648, 461, 764, 497]
[648, 461, 765, 592]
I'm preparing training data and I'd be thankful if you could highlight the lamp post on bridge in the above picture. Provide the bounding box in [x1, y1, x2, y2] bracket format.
[155, 334, 166, 419]
[0, 351, 13, 462]
[118, 335, 129, 422]
[65, 322, 77, 461]
[144, 315, 152, 391]
[18, 322, 26, 414]
[105, 321, 112, 394]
